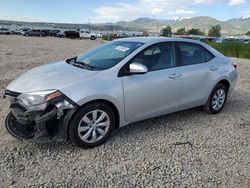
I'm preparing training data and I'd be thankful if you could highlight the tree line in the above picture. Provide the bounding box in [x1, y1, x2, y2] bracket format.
[161, 25, 222, 37]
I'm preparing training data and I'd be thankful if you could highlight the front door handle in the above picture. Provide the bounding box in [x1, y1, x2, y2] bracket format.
[169, 73, 181, 79]
[210, 66, 218, 71]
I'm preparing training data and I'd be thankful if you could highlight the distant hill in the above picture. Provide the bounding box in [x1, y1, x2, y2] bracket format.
[226, 16, 250, 34]
[116, 16, 250, 35]
[170, 17, 240, 34]
[1, 16, 250, 35]
[117, 17, 174, 29]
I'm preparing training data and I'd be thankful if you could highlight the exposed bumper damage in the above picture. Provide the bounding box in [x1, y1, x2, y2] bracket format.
[3, 90, 78, 143]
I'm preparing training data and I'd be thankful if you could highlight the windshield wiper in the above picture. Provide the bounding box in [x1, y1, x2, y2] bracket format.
[67, 56, 101, 70]
[75, 61, 95, 70]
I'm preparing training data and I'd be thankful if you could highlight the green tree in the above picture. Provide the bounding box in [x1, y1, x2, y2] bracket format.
[208, 25, 221, 37]
[246, 31, 250, 36]
[176, 28, 186, 35]
[187, 28, 205, 35]
[160, 26, 172, 37]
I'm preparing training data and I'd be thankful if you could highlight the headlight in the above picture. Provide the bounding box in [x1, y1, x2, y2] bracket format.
[17, 90, 62, 110]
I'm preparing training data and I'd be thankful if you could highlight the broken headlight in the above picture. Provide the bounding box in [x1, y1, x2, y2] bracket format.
[17, 90, 74, 111]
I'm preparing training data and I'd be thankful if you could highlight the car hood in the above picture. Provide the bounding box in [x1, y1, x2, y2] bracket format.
[7, 61, 98, 93]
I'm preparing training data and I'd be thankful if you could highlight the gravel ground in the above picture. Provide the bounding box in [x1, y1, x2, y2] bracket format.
[0, 35, 249, 187]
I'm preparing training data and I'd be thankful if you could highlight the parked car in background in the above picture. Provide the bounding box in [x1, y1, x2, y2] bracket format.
[24, 29, 46, 37]
[79, 29, 97, 40]
[216, 37, 225, 43]
[3, 37, 237, 149]
[42, 29, 52, 36]
[64, 30, 79, 38]
[56, 30, 65, 38]
[239, 39, 250, 43]
[49, 29, 60, 36]
[17, 28, 30, 35]
[96, 33, 102, 38]
[0, 28, 11, 35]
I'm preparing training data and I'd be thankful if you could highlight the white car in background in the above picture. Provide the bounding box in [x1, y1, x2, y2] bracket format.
[17, 28, 31, 35]
[79, 29, 97, 40]
[0, 28, 11, 35]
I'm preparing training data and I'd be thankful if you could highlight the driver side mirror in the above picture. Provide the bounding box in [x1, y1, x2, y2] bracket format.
[129, 63, 148, 74]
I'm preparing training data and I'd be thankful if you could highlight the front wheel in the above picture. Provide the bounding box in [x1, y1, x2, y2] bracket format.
[69, 102, 116, 148]
[203, 83, 228, 114]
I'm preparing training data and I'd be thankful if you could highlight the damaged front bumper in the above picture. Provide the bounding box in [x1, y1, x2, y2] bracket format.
[3, 90, 78, 143]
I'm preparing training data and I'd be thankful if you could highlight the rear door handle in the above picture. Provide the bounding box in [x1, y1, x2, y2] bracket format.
[210, 66, 218, 71]
[169, 73, 182, 79]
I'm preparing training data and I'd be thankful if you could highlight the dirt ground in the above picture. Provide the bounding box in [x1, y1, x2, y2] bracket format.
[0, 35, 249, 187]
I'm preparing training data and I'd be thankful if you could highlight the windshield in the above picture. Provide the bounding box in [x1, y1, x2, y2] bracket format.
[75, 40, 144, 70]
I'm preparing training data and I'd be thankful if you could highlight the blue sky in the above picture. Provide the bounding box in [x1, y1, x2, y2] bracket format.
[0, 0, 249, 23]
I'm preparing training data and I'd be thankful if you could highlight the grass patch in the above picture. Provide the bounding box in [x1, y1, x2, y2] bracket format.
[208, 42, 250, 59]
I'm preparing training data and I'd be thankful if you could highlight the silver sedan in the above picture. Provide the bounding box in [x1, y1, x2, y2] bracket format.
[3, 37, 237, 148]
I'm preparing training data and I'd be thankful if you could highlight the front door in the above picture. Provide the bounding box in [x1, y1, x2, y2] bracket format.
[122, 42, 182, 122]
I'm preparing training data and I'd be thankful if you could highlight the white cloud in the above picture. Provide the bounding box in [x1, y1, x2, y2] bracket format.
[93, 0, 195, 22]
[93, 0, 246, 22]
[175, 9, 194, 14]
[229, 0, 246, 6]
[195, 0, 246, 5]
[152, 8, 163, 15]
[0, 13, 43, 22]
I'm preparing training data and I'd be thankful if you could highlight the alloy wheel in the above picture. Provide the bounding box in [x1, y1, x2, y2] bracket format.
[78, 110, 110, 143]
[212, 89, 226, 111]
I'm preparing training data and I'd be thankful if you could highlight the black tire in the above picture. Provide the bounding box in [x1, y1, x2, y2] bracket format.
[69, 102, 116, 148]
[90, 36, 95, 40]
[203, 83, 228, 114]
[5, 112, 22, 140]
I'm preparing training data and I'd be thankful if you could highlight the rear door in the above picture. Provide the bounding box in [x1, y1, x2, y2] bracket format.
[175, 42, 217, 109]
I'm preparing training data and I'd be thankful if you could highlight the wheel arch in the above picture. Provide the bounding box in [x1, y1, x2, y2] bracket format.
[80, 99, 120, 127]
[217, 79, 230, 91]
[204, 78, 231, 105]
[63, 99, 120, 141]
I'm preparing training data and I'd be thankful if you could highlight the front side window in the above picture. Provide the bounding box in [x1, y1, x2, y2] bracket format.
[75, 41, 144, 70]
[130, 42, 175, 71]
[177, 42, 214, 66]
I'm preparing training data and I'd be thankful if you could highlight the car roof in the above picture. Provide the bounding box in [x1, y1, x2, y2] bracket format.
[116, 36, 223, 57]
[117, 37, 204, 45]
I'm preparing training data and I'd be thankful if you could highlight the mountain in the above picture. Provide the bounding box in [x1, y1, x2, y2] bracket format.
[116, 16, 250, 34]
[1, 16, 250, 35]
[226, 16, 250, 34]
[117, 17, 175, 29]
[171, 16, 241, 34]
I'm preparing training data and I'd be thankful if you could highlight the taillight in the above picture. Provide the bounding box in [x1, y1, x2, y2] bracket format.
[232, 62, 237, 69]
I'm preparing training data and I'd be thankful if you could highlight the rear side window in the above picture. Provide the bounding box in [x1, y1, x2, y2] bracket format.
[177, 42, 214, 66]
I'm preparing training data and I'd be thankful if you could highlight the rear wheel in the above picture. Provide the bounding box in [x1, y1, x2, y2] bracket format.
[203, 83, 228, 114]
[69, 102, 115, 148]
[90, 36, 95, 40]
